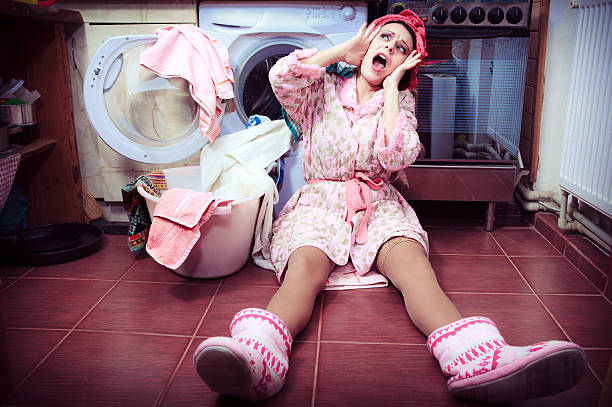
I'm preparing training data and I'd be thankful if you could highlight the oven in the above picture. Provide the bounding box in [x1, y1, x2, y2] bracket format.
[388, 0, 532, 230]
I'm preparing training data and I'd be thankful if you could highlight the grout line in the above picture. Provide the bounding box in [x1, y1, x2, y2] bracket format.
[587, 364, 604, 386]
[444, 291, 536, 296]
[154, 279, 223, 407]
[491, 234, 577, 343]
[0, 266, 36, 294]
[8, 261, 138, 396]
[532, 224, 565, 256]
[319, 340, 427, 347]
[70, 328, 193, 339]
[310, 292, 324, 407]
[495, 233, 610, 386]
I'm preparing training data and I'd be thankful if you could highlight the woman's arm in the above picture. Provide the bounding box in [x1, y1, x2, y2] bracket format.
[382, 50, 422, 146]
[301, 23, 381, 68]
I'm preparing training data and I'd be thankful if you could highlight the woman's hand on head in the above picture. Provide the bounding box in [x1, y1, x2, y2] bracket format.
[342, 23, 381, 67]
[382, 50, 422, 90]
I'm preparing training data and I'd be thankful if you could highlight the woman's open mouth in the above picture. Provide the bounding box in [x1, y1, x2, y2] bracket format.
[372, 53, 387, 71]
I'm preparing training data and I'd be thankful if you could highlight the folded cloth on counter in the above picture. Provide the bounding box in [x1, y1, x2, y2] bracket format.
[0, 152, 20, 212]
[200, 119, 292, 269]
[121, 170, 167, 255]
[140, 25, 234, 143]
[146, 188, 220, 270]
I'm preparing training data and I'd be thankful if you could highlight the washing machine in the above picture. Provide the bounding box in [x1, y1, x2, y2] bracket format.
[199, 1, 368, 135]
[200, 1, 368, 216]
[83, 1, 367, 166]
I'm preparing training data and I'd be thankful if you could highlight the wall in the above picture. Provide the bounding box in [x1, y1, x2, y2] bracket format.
[534, 1, 578, 192]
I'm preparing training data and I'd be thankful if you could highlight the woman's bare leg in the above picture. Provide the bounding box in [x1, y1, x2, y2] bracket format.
[266, 246, 334, 337]
[377, 238, 461, 336]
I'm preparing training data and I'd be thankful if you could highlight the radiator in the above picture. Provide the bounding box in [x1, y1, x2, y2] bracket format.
[559, 0, 612, 217]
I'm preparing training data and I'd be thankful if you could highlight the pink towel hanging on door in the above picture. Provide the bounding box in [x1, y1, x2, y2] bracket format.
[140, 25, 234, 143]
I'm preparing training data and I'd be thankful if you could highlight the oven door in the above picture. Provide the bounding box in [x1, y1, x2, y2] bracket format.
[415, 30, 529, 160]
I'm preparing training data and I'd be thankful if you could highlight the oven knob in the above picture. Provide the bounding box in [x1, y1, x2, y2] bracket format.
[506, 6, 523, 24]
[469, 6, 486, 24]
[450, 6, 467, 24]
[390, 2, 406, 15]
[488, 7, 504, 24]
[341, 5, 356, 21]
[432, 6, 448, 24]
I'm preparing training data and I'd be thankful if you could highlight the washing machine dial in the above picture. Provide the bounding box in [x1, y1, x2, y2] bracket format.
[341, 5, 356, 21]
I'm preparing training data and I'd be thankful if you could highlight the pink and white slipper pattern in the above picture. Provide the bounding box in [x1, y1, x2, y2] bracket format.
[193, 308, 293, 402]
[427, 317, 587, 403]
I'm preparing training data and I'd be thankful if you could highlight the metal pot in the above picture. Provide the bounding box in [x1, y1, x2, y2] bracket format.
[0, 103, 37, 126]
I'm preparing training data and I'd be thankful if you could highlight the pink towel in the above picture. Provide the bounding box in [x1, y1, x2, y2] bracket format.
[146, 188, 219, 270]
[140, 25, 234, 143]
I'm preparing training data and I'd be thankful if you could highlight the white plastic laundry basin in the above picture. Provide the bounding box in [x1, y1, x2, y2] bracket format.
[137, 166, 262, 278]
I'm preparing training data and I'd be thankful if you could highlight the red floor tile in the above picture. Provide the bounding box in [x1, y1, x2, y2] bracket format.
[321, 288, 425, 344]
[1, 328, 67, 398]
[2, 218, 608, 406]
[26, 238, 136, 280]
[78, 281, 217, 336]
[0, 278, 115, 329]
[315, 342, 463, 406]
[567, 235, 610, 276]
[0, 264, 32, 279]
[538, 295, 612, 348]
[511, 256, 599, 294]
[124, 255, 220, 284]
[220, 262, 280, 287]
[4, 330, 189, 406]
[160, 340, 317, 407]
[564, 241, 608, 292]
[464, 369, 602, 407]
[492, 229, 562, 256]
[585, 349, 612, 383]
[447, 293, 568, 345]
[431, 254, 531, 293]
[534, 212, 569, 254]
[427, 228, 504, 255]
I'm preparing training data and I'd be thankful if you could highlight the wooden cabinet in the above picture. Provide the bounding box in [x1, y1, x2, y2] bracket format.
[0, 1, 85, 226]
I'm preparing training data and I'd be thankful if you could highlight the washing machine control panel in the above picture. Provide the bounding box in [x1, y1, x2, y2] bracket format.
[305, 4, 364, 24]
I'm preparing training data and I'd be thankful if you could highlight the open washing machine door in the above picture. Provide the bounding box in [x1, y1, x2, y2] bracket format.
[83, 35, 207, 164]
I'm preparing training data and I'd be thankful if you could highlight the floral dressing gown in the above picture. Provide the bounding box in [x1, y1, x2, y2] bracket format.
[268, 48, 428, 282]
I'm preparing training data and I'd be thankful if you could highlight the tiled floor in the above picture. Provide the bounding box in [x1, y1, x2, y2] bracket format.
[1, 211, 610, 407]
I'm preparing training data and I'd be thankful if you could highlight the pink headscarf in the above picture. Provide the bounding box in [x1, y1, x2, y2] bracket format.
[369, 9, 428, 89]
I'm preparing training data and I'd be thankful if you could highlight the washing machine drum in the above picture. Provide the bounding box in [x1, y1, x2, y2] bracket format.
[233, 42, 302, 124]
[84, 36, 205, 164]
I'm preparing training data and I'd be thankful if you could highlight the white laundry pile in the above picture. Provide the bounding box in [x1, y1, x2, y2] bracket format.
[200, 119, 291, 269]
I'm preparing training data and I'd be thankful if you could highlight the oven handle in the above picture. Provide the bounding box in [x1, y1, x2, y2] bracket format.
[426, 27, 530, 39]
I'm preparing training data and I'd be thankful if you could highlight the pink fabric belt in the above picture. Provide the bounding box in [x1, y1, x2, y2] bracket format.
[308, 172, 383, 245]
